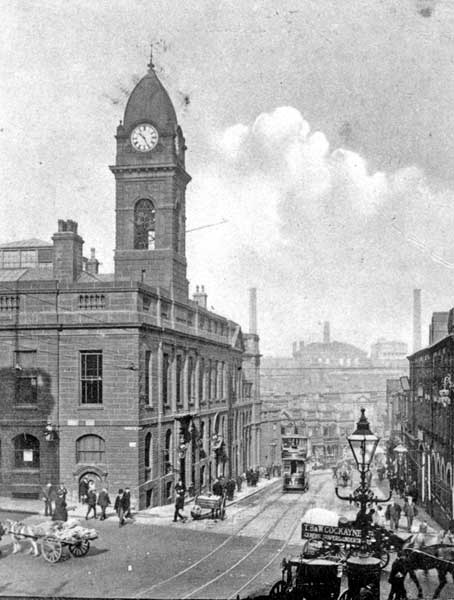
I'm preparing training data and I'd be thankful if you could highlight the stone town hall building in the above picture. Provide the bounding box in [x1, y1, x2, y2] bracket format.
[0, 58, 261, 508]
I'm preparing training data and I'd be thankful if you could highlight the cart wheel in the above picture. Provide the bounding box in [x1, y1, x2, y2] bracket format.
[269, 580, 288, 598]
[377, 548, 390, 569]
[69, 539, 90, 557]
[41, 537, 62, 563]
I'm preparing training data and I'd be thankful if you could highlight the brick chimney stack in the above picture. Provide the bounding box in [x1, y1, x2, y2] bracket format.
[52, 219, 84, 282]
[193, 285, 208, 309]
[86, 247, 100, 275]
[323, 321, 330, 344]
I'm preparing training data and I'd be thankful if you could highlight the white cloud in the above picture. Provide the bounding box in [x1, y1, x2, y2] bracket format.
[188, 106, 454, 355]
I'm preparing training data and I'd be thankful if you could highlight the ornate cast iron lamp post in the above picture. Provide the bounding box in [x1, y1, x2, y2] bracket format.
[335, 408, 392, 599]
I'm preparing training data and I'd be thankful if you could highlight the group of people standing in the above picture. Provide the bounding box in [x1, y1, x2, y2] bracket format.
[78, 476, 133, 525]
[42, 482, 69, 522]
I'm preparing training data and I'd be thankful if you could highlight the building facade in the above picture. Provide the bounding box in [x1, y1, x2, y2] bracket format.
[0, 59, 260, 508]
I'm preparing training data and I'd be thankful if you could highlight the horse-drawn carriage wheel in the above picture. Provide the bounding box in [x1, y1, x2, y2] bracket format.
[269, 579, 288, 598]
[69, 539, 90, 557]
[41, 537, 62, 563]
[377, 548, 390, 569]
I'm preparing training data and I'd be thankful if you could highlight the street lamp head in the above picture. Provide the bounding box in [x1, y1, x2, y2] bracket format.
[348, 408, 379, 471]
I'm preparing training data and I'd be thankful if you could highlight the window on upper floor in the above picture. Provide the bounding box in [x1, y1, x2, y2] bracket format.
[80, 351, 103, 404]
[176, 354, 183, 405]
[15, 350, 37, 405]
[76, 434, 105, 463]
[162, 353, 170, 406]
[144, 350, 152, 405]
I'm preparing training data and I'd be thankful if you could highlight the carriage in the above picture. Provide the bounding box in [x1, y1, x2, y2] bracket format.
[190, 493, 226, 520]
[269, 556, 343, 599]
[4, 519, 98, 563]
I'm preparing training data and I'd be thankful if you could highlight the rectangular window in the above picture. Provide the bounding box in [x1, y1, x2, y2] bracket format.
[176, 355, 183, 405]
[80, 351, 103, 404]
[144, 350, 152, 405]
[198, 358, 205, 403]
[15, 351, 37, 404]
[3, 251, 20, 268]
[20, 250, 37, 268]
[162, 353, 170, 406]
[188, 356, 195, 404]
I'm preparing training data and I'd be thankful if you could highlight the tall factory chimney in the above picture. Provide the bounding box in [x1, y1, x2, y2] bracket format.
[413, 289, 422, 352]
[323, 321, 330, 344]
[249, 287, 257, 334]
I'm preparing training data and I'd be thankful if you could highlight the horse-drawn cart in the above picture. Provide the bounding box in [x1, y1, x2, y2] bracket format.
[5, 519, 98, 563]
[191, 493, 226, 520]
[270, 556, 342, 600]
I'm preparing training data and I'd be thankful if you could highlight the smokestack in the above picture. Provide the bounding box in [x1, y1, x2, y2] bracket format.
[323, 321, 330, 344]
[249, 288, 257, 334]
[413, 289, 421, 352]
[193, 285, 208, 309]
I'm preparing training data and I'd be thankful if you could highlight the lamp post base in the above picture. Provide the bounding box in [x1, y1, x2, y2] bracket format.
[346, 555, 381, 600]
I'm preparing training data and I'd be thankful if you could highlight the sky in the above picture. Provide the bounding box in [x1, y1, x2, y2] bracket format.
[1, 0, 454, 356]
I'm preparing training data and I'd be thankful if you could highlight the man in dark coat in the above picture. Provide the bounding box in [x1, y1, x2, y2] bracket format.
[387, 552, 408, 600]
[114, 489, 126, 527]
[41, 482, 56, 517]
[173, 492, 186, 522]
[85, 487, 97, 519]
[97, 488, 111, 521]
[236, 474, 243, 493]
[175, 479, 185, 497]
[79, 476, 89, 503]
[212, 478, 223, 497]
[123, 487, 133, 520]
[226, 478, 235, 501]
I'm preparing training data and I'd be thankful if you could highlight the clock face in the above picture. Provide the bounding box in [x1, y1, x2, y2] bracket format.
[130, 124, 159, 152]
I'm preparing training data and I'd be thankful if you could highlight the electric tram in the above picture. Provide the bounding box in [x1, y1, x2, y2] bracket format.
[282, 435, 310, 492]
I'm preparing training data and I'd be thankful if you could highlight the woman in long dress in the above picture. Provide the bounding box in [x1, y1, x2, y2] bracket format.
[52, 491, 68, 522]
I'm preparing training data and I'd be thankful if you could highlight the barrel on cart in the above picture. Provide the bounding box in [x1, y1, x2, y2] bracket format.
[191, 493, 226, 520]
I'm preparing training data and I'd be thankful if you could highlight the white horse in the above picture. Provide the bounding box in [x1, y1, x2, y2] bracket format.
[3, 519, 40, 556]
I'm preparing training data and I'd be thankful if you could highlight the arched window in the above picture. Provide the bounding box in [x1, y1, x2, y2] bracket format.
[134, 199, 156, 250]
[164, 429, 172, 474]
[76, 435, 105, 464]
[14, 434, 39, 468]
[145, 432, 152, 480]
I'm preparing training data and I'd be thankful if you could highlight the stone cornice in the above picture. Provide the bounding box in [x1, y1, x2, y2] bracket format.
[109, 163, 191, 184]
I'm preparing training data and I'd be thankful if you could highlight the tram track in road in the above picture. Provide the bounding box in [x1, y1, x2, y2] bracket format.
[135, 480, 284, 599]
[137, 474, 327, 600]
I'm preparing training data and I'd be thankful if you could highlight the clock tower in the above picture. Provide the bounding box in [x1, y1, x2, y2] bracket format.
[110, 56, 191, 301]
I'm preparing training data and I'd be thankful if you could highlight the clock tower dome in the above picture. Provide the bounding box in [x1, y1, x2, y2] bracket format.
[110, 56, 190, 301]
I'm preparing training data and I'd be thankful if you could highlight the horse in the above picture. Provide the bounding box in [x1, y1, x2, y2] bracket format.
[402, 543, 454, 599]
[3, 519, 40, 557]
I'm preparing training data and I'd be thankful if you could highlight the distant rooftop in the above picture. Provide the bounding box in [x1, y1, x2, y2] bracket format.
[0, 238, 51, 248]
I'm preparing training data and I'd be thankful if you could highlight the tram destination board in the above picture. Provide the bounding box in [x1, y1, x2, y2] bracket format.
[301, 522, 362, 544]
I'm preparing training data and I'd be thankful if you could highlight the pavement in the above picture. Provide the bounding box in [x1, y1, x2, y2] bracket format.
[0, 476, 279, 523]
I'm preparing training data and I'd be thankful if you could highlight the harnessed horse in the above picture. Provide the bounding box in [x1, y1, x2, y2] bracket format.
[402, 542, 454, 599]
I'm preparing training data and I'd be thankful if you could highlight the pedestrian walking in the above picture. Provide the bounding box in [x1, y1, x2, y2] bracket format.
[386, 501, 402, 531]
[236, 473, 243, 493]
[175, 479, 185, 497]
[41, 482, 56, 517]
[387, 552, 408, 600]
[173, 491, 186, 522]
[226, 478, 235, 501]
[123, 487, 133, 520]
[114, 489, 126, 527]
[403, 497, 417, 531]
[97, 488, 111, 520]
[52, 488, 68, 522]
[212, 478, 223, 497]
[79, 476, 89, 503]
[85, 487, 97, 520]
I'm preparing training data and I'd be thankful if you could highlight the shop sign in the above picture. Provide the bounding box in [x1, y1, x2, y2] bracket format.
[301, 522, 361, 544]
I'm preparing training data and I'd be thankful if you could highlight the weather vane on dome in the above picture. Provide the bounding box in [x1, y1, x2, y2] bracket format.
[147, 42, 155, 72]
